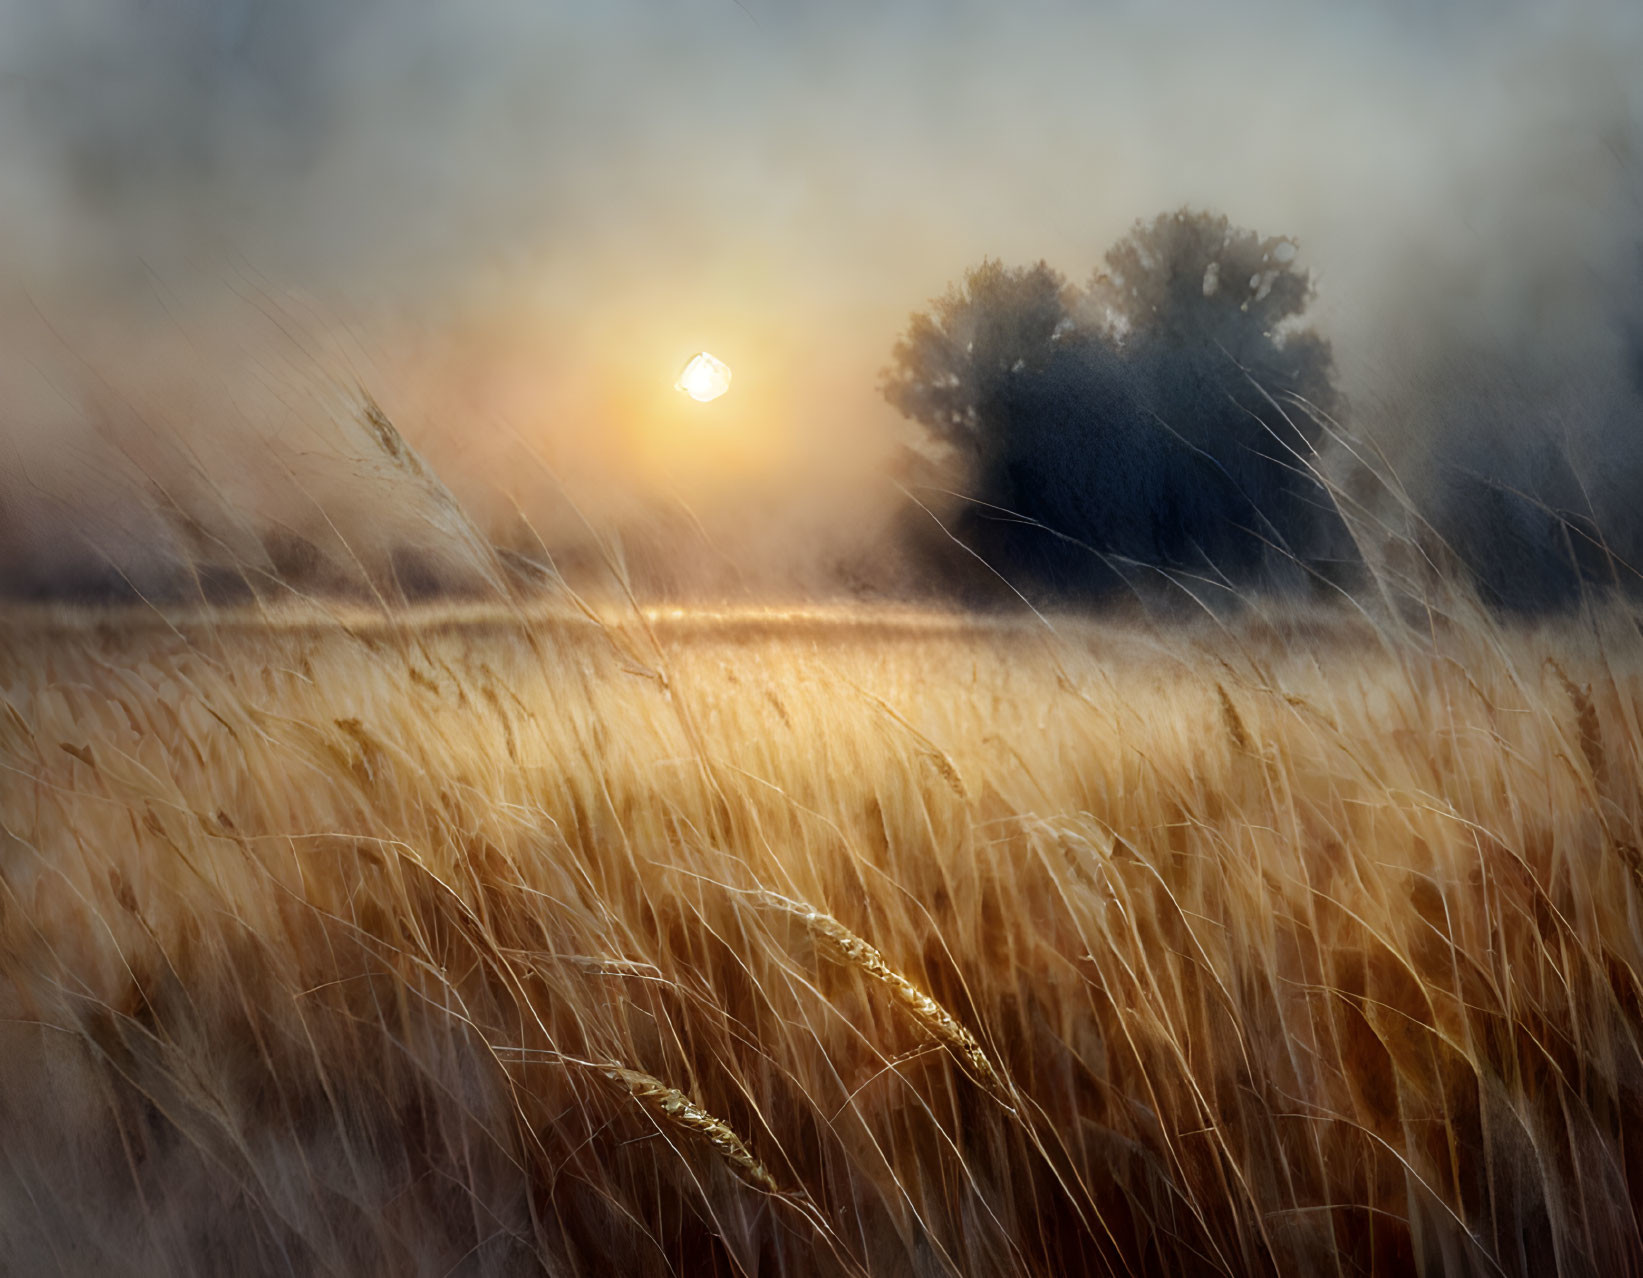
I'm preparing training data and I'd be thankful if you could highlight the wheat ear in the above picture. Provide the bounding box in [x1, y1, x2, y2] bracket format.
[1216, 682, 1251, 753]
[1548, 658, 1606, 786]
[598, 1064, 779, 1194]
[758, 891, 1009, 1104]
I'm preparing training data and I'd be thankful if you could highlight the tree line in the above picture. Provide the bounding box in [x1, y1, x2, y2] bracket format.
[880, 208, 1623, 612]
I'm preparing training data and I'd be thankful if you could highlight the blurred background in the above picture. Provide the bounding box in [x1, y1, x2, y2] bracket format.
[0, 0, 1639, 608]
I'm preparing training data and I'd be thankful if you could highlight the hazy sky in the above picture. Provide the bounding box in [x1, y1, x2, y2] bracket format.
[0, 0, 1639, 589]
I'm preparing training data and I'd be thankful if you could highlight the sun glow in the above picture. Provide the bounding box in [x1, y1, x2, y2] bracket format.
[675, 350, 733, 402]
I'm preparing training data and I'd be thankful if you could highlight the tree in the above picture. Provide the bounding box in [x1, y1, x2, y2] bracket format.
[881, 209, 1350, 601]
[881, 258, 1071, 451]
[1092, 211, 1343, 578]
[1086, 210, 1332, 403]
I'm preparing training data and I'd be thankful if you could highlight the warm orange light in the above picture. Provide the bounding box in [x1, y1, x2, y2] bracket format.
[675, 350, 732, 402]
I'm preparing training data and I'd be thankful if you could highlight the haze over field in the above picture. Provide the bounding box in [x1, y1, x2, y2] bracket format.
[9, 8, 1643, 1275]
[0, 0, 1640, 604]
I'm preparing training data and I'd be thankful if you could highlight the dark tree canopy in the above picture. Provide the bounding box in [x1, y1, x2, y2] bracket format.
[882, 209, 1352, 602]
[882, 258, 1072, 452]
[1088, 211, 1336, 415]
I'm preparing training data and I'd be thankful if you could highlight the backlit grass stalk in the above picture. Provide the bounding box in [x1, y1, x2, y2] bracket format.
[755, 889, 1011, 1106]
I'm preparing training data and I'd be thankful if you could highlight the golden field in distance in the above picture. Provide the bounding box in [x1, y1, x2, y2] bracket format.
[2, 601, 1640, 1276]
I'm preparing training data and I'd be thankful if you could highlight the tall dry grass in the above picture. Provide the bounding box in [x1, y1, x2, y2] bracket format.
[2, 600, 1642, 1275]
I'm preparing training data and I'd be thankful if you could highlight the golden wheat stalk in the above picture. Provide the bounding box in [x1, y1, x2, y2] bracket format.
[1547, 657, 1607, 787]
[757, 890, 1010, 1104]
[595, 1064, 779, 1194]
[1216, 682, 1251, 753]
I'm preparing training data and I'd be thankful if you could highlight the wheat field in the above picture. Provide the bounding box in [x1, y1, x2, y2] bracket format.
[2, 599, 1641, 1276]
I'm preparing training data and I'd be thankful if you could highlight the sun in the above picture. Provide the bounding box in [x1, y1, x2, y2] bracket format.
[675, 350, 732, 403]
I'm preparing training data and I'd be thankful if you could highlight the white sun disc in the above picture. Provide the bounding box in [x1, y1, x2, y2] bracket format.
[675, 351, 732, 402]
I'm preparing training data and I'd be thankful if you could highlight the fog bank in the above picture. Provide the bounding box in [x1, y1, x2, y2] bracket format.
[0, 0, 1638, 606]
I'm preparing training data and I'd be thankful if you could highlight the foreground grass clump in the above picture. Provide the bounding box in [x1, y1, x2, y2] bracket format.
[2, 602, 1641, 1276]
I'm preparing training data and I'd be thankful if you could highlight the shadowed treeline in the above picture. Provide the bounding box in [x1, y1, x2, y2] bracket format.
[880, 212, 1350, 606]
[880, 209, 1643, 616]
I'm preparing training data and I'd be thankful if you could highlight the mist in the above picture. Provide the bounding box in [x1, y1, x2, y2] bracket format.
[1, 0, 1639, 606]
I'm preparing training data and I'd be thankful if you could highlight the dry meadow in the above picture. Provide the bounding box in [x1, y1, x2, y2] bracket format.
[2, 600, 1641, 1276]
